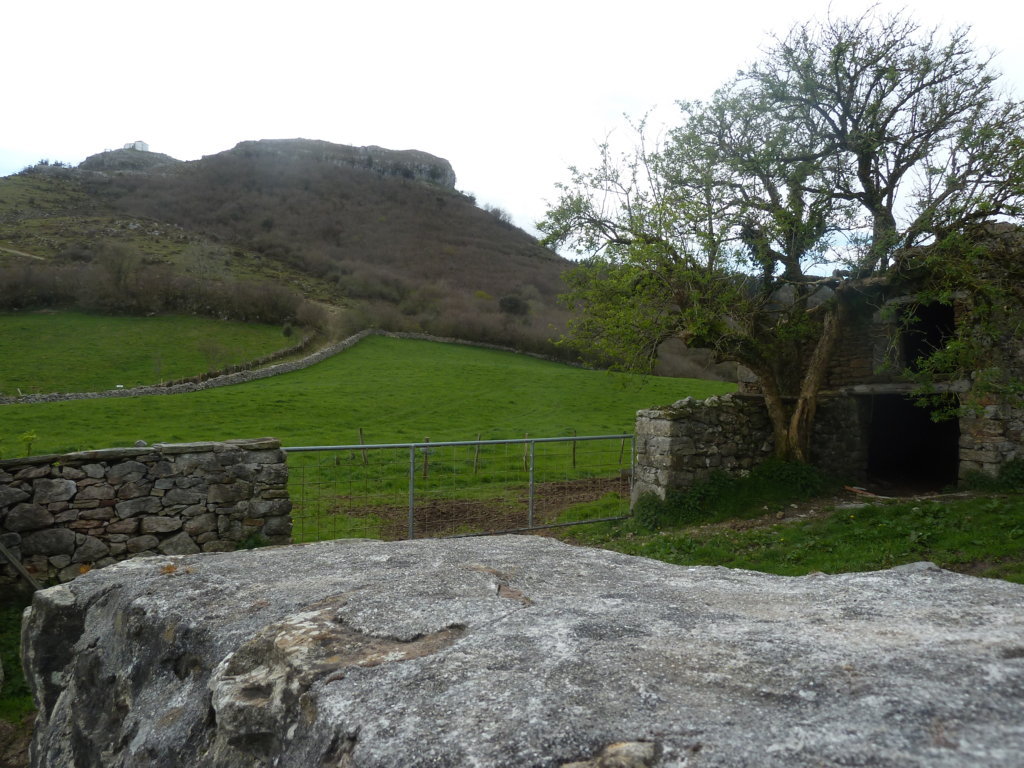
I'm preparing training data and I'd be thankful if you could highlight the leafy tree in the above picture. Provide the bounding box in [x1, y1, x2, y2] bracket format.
[541, 11, 1024, 461]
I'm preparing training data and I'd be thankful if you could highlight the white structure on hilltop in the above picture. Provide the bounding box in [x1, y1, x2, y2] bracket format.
[123, 140, 149, 152]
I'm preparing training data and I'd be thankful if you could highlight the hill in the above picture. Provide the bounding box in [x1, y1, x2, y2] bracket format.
[0, 140, 573, 357]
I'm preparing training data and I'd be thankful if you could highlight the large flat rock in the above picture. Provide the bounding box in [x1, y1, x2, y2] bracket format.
[22, 536, 1024, 767]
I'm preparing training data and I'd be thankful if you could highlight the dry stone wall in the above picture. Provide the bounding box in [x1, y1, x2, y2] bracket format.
[0, 438, 290, 584]
[633, 394, 774, 501]
[634, 393, 869, 500]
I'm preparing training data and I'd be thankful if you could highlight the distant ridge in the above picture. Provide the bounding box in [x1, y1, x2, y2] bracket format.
[221, 139, 458, 189]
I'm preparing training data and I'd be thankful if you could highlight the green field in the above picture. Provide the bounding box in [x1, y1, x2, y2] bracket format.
[0, 333, 733, 456]
[0, 311, 293, 395]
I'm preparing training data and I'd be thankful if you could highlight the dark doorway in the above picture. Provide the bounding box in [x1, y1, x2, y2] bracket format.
[866, 394, 959, 491]
[902, 302, 956, 370]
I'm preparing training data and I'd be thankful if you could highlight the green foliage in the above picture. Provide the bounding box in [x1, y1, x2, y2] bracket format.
[0, 595, 35, 723]
[961, 458, 1024, 492]
[236, 532, 271, 550]
[543, 10, 1024, 458]
[18, 431, 37, 456]
[634, 459, 834, 531]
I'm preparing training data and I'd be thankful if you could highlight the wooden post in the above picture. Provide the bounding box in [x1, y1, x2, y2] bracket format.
[358, 428, 368, 465]
[572, 429, 577, 470]
[522, 434, 529, 472]
[423, 437, 430, 479]
[619, 437, 626, 466]
[473, 433, 482, 475]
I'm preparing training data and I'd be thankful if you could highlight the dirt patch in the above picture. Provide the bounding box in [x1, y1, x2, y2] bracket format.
[330, 476, 629, 539]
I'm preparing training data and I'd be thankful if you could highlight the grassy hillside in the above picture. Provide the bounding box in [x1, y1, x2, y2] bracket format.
[0, 311, 295, 395]
[0, 335, 734, 457]
[0, 141, 578, 360]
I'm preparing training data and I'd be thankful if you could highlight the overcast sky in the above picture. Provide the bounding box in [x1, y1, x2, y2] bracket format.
[4, 0, 1021, 240]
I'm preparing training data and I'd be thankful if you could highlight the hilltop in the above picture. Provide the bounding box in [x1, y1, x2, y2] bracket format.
[0, 139, 573, 357]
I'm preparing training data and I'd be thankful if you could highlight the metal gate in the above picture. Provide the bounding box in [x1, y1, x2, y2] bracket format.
[284, 434, 633, 542]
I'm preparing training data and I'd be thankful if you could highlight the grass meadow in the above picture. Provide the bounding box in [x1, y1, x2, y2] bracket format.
[0, 311, 293, 395]
[0, 333, 733, 456]
[559, 494, 1024, 584]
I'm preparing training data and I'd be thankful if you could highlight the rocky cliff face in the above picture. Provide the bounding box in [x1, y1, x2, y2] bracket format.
[76, 138, 457, 189]
[221, 138, 457, 188]
[22, 536, 1024, 767]
[78, 149, 182, 172]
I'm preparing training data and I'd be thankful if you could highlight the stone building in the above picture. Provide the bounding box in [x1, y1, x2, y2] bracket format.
[634, 227, 1024, 499]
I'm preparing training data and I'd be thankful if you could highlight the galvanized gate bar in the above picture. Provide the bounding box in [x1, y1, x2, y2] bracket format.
[283, 434, 631, 453]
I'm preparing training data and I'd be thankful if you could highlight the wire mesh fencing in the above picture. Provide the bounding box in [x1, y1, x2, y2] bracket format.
[284, 435, 633, 542]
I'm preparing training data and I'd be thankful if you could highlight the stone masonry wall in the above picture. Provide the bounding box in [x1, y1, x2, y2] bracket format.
[0, 438, 290, 584]
[633, 394, 774, 501]
[634, 393, 870, 501]
[958, 402, 1024, 479]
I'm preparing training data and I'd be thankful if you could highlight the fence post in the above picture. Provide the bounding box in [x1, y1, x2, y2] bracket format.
[408, 445, 416, 539]
[629, 435, 635, 512]
[423, 437, 430, 479]
[528, 439, 536, 528]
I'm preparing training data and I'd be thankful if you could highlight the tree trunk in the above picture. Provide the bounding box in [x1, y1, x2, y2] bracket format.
[756, 371, 798, 460]
[753, 302, 842, 463]
[787, 303, 841, 462]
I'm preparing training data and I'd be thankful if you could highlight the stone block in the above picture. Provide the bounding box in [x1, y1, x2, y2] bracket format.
[68, 520, 103, 531]
[183, 513, 217, 536]
[106, 461, 149, 484]
[106, 518, 140, 535]
[201, 540, 236, 553]
[140, 517, 183, 535]
[22, 527, 77, 556]
[162, 488, 204, 506]
[158, 532, 200, 556]
[4, 503, 55, 532]
[255, 464, 288, 485]
[126, 535, 160, 554]
[246, 498, 291, 519]
[33, 478, 77, 504]
[79, 507, 115, 521]
[0, 486, 30, 508]
[208, 482, 252, 505]
[75, 483, 114, 501]
[73, 535, 110, 564]
[115, 497, 162, 519]
[262, 516, 291, 537]
[15, 466, 51, 481]
[116, 482, 153, 500]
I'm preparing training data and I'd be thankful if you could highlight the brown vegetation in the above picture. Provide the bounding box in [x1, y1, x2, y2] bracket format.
[0, 140, 575, 358]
